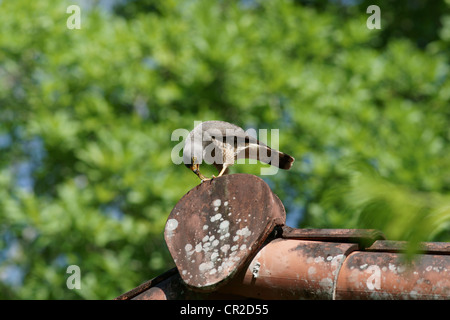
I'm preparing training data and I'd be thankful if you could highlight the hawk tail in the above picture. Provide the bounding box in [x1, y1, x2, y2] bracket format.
[278, 152, 295, 170]
[240, 144, 295, 170]
[257, 146, 295, 170]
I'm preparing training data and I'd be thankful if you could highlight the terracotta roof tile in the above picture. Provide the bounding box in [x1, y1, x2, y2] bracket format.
[116, 174, 450, 300]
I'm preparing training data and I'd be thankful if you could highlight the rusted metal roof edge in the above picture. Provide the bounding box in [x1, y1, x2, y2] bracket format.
[114, 267, 178, 300]
[281, 226, 386, 248]
[367, 240, 450, 255]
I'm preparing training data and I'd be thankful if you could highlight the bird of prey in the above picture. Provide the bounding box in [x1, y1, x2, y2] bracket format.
[183, 121, 295, 181]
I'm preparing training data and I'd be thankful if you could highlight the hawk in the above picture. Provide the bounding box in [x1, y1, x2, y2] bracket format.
[183, 121, 294, 181]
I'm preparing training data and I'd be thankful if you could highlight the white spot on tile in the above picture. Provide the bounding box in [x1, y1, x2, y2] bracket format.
[236, 226, 251, 237]
[166, 219, 178, 231]
[211, 252, 219, 261]
[199, 261, 214, 272]
[219, 220, 229, 231]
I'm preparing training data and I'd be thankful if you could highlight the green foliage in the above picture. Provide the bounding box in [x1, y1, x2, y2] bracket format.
[0, 0, 449, 299]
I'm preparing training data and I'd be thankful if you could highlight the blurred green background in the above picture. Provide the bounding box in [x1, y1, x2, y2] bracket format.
[0, 0, 449, 299]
